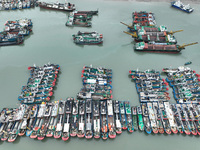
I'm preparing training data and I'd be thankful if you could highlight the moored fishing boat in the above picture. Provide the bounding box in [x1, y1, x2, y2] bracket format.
[46, 101, 59, 137]
[125, 101, 134, 133]
[119, 101, 127, 130]
[70, 99, 78, 137]
[62, 98, 72, 141]
[100, 100, 108, 140]
[192, 104, 200, 135]
[158, 102, 171, 134]
[147, 102, 158, 134]
[54, 100, 66, 139]
[93, 100, 100, 138]
[137, 106, 144, 131]
[152, 102, 164, 134]
[114, 100, 122, 134]
[141, 103, 151, 134]
[37, 103, 52, 140]
[0, 33, 24, 46]
[131, 106, 138, 131]
[107, 100, 116, 138]
[77, 100, 85, 138]
[85, 99, 93, 139]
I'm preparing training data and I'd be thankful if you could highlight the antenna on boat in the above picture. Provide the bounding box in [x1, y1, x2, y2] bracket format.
[123, 31, 137, 38]
[178, 42, 198, 49]
[168, 30, 183, 35]
[120, 22, 134, 29]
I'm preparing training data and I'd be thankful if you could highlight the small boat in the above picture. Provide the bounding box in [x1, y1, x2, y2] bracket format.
[93, 100, 100, 138]
[0, 33, 24, 46]
[46, 101, 59, 137]
[152, 102, 164, 134]
[77, 100, 85, 138]
[100, 100, 108, 140]
[37, 103, 52, 140]
[85, 99, 93, 139]
[113, 100, 122, 134]
[142, 103, 151, 134]
[119, 101, 127, 130]
[147, 102, 158, 134]
[158, 102, 171, 134]
[107, 100, 116, 138]
[125, 101, 134, 133]
[171, 0, 194, 13]
[184, 61, 192, 66]
[70, 99, 78, 137]
[62, 98, 72, 141]
[137, 106, 144, 131]
[30, 102, 46, 138]
[54, 100, 66, 139]
[72, 31, 103, 45]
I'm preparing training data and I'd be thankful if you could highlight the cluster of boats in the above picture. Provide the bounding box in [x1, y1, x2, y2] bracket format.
[129, 69, 170, 102]
[121, 11, 198, 53]
[171, 0, 194, 13]
[37, 1, 75, 11]
[0, 18, 33, 46]
[0, 0, 36, 10]
[163, 66, 200, 104]
[72, 31, 103, 45]
[18, 63, 60, 104]
[66, 10, 98, 27]
[77, 65, 112, 100]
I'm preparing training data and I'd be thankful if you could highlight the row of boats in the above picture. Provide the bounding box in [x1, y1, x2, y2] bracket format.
[0, 99, 142, 142]
[18, 63, 60, 104]
[121, 11, 198, 53]
[0, 18, 33, 46]
[163, 66, 200, 104]
[72, 31, 103, 45]
[77, 65, 112, 100]
[0, 0, 36, 10]
[66, 10, 98, 27]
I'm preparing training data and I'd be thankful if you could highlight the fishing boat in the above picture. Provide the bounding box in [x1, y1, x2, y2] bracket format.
[171, 104, 184, 134]
[134, 42, 198, 54]
[147, 102, 158, 134]
[18, 105, 32, 136]
[125, 101, 134, 133]
[137, 106, 144, 131]
[77, 100, 85, 138]
[171, 0, 194, 13]
[8, 104, 26, 142]
[100, 100, 108, 140]
[85, 99, 93, 139]
[107, 100, 116, 138]
[119, 101, 127, 130]
[30, 102, 46, 138]
[192, 104, 200, 135]
[184, 61, 192, 66]
[93, 100, 100, 138]
[158, 102, 171, 134]
[176, 104, 191, 135]
[76, 10, 98, 15]
[37, 103, 52, 140]
[70, 99, 78, 137]
[184, 104, 197, 135]
[152, 102, 164, 134]
[62, 98, 72, 141]
[0, 33, 24, 46]
[26, 105, 38, 136]
[72, 31, 103, 45]
[113, 100, 122, 134]
[54, 100, 66, 139]
[131, 106, 138, 131]
[164, 102, 178, 134]
[141, 103, 151, 134]
[38, 1, 75, 11]
[46, 101, 59, 137]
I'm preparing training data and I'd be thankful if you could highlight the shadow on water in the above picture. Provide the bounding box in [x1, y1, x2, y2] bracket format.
[38, 7, 70, 16]
[134, 50, 182, 56]
[12, 135, 21, 144]
[51, 96, 55, 101]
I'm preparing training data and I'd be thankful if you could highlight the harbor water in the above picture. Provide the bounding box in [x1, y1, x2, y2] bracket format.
[0, 0, 200, 149]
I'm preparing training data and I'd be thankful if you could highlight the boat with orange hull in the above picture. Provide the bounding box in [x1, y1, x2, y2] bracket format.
[100, 100, 108, 140]
[93, 100, 100, 138]
[114, 101, 122, 134]
[153, 102, 164, 134]
[107, 100, 116, 138]
[62, 98, 72, 141]
[77, 100, 85, 138]
[85, 99, 93, 139]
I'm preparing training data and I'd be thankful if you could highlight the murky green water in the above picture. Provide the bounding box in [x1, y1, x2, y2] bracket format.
[0, 0, 200, 149]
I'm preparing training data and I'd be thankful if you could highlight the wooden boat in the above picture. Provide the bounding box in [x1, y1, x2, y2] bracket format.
[142, 103, 151, 134]
[125, 101, 134, 133]
[119, 101, 127, 130]
[77, 100, 85, 138]
[100, 100, 108, 140]
[85, 99, 93, 139]
[114, 100, 122, 134]
[70, 99, 78, 137]
[107, 100, 116, 138]
[147, 102, 158, 134]
[93, 100, 100, 138]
